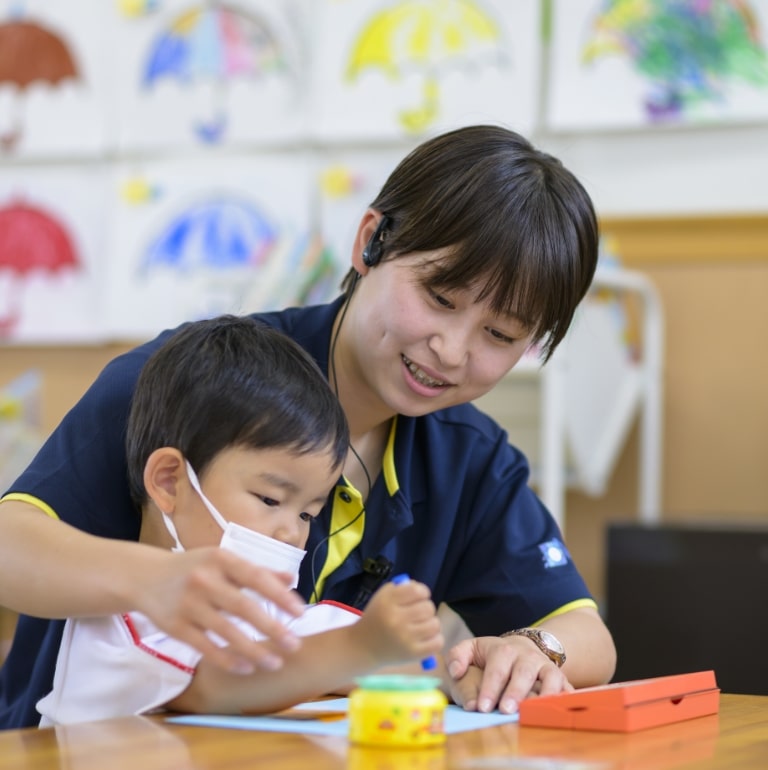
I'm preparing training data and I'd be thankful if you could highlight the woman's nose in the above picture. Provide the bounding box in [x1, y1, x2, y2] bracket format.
[428, 325, 470, 368]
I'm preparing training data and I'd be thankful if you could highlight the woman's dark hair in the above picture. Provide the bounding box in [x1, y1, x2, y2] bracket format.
[341, 125, 599, 362]
[126, 315, 349, 508]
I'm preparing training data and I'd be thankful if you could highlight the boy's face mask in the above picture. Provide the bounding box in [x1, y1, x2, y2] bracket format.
[160, 460, 305, 587]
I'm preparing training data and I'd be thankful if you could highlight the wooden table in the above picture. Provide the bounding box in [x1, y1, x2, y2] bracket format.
[0, 694, 765, 770]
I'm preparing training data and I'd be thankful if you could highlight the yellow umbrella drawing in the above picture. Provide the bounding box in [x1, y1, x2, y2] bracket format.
[346, 0, 505, 132]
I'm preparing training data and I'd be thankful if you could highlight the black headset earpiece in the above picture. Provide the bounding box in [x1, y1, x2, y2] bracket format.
[362, 214, 391, 268]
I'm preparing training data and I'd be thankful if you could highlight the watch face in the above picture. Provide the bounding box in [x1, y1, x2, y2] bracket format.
[539, 630, 564, 654]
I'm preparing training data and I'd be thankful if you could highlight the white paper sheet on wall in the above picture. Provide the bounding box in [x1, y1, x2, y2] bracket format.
[308, 0, 541, 142]
[105, 153, 332, 341]
[0, 164, 108, 344]
[0, 0, 112, 158]
[547, 0, 768, 131]
[112, 0, 308, 152]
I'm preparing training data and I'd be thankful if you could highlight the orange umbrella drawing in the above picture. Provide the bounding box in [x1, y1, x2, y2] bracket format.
[0, 200, 80, 337]
[0, 18, 80, 151]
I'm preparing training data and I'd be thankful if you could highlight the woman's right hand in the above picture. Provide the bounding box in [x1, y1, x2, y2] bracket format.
[353, 579, 443, 666]
[0, 504, 306, 674]
[136, 546, 305, 674]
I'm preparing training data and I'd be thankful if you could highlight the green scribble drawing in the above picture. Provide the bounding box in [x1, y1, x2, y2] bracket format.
[583, 0, 768, 120]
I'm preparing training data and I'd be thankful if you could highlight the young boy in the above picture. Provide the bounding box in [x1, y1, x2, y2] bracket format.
[35, 316, 443, 725]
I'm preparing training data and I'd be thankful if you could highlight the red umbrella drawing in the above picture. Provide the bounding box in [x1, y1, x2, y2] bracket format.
[0, 18, 80, 152]
[0, 201, 80, 337]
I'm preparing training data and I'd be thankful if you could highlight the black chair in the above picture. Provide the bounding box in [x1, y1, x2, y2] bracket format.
[605, 521, 768, 695]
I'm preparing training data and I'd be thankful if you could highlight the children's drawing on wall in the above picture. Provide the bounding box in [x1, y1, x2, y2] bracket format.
[284, 230, 342, 308]
[0, 169, 107, 343]
[0, 17, 77, 152]
[106, 155, 330, 340]
[309, 0, 540, 141]
[0, 1, 110, 157]
[115, 0, 305, 151]
[548, 0, 768, 130]
[0, 370, 43, 494]
[0, 201, 79, 336]
[316, 150, 403, 286]
[345, 0, 506, 133]
[117, 0, 161, 18]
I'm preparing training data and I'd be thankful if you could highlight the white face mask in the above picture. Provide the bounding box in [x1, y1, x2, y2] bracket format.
[161, 460, 306, 587]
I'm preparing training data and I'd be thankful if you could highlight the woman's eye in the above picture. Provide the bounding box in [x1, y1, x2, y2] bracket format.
[429, 289, 453, 308]
[489, 328, 516, 344]
[258, 496, 279, 507]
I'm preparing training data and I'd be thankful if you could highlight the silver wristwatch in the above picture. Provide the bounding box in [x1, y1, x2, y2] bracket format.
[501, 627, 566, 667]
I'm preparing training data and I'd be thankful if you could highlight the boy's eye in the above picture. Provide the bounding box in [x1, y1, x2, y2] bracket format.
[259, 496, 279, 507]
[299, 511, 314, 523]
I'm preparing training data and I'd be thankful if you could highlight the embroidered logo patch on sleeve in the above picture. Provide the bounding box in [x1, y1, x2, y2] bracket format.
[539, 539, 570, 568]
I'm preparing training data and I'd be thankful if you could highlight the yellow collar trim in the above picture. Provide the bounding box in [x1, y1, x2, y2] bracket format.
[382, 415, 399, 495]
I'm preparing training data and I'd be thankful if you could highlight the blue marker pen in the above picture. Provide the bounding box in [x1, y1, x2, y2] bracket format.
[392, 573, 438, 671]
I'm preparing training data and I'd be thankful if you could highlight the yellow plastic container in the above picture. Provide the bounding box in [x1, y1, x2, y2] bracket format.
[348, 675, 447, 748]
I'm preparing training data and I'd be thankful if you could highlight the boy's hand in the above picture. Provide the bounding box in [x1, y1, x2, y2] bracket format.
[352, 580, 443, 666]
[136, 547, 304, 674]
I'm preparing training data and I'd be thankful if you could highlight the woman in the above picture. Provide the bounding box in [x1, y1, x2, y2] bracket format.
[0, 125, 615, 729]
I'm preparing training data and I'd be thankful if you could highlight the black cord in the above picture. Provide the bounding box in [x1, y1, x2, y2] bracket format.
[309, 275, 373, 602]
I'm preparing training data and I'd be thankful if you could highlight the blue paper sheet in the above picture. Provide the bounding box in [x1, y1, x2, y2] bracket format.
[166, 697, 519, 736]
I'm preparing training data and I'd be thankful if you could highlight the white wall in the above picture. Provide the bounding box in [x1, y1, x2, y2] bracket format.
[537, 124, 768, 217]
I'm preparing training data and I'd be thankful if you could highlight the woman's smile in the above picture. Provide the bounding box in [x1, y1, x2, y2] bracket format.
[401, 354, 452, 391]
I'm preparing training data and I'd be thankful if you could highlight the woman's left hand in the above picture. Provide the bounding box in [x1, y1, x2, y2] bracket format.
[445, 635, 572, 714]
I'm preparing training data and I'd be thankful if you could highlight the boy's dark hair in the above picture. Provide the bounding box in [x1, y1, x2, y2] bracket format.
[126, 315, 349, 509]
[341, 124, 599, 362]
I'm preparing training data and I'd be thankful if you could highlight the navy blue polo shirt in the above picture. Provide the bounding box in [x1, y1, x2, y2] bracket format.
[0, 297, 594, 729]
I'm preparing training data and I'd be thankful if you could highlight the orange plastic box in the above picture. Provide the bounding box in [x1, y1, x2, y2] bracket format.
[518, 670, 719, 732]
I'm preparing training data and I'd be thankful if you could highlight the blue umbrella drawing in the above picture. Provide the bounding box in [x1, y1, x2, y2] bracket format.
[142, 3, 288, 143]
[142, 198, 277, 274]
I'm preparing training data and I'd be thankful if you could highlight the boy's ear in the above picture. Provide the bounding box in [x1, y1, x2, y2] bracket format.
[351, 208, 383, 275]
[143, 448, 186, 515]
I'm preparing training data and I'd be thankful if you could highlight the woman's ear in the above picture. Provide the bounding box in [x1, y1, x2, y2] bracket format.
[351, 208, 384, 275]
[143, 448, 186, 517]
